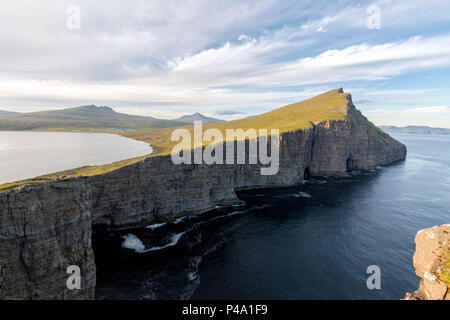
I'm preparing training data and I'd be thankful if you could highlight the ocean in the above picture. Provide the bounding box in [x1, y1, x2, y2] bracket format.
[94, 134, 450, 300]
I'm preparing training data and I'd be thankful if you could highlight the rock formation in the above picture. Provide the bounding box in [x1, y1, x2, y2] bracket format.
[0, 89, 407, 299]
[404, 224, 450, 300]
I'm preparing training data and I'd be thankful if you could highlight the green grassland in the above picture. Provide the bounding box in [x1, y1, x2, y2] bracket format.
[122, 88, 351, 155]
[0, 88, 383, 191]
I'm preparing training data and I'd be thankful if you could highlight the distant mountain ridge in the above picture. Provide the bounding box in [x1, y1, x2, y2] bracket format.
[380, 125, 450, 135]
[174, 112, 223, 124]
[0, 105, 187, 131]
[0, 110, 19, 115]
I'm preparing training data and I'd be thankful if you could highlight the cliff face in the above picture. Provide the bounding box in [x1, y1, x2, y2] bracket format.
[0, 180, 96, 299]
[404, 224, 450, 300]
[0, 93, 406, 299]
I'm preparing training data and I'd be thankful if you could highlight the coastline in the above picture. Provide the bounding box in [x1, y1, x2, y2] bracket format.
[0, 117, 406, 299]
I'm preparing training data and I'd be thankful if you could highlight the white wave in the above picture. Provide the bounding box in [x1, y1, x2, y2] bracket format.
[124, 204, 268, 254]
[206, 211, 242, 223]
[187, 271, 198, 281]
[232, 202, 245, 207]
[216, 202, 245, 209]
[122, 231, 186, 253]
[145, 216, 188, 231]
[220, 210, 242, 218]
[121, 234, 147, 253]
[174, 217, 187, 224]
[146, 232, 186, 252]
[297, 192, 312, 198]
[145, 222, 167, 230]
[275, 193, 311, 198]
[187, 256, 203, 282]
[305, 179, 327, 184]
[206, 205, 268, 223]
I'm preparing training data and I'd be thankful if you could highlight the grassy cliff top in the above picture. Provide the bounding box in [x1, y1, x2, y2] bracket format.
[122, 88, 351, 155]
[0, 88, 361, 190]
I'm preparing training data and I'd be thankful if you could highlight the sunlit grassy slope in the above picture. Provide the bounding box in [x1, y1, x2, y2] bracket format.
[0, 88, 371, 190]
[122, 88, 350, 155]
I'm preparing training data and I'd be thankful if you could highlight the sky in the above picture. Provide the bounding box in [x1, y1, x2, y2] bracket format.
[0, 0, 450, 127]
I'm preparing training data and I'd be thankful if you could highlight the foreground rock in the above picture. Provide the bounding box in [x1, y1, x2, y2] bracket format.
[404, 224, 450, 300]
[0, 89, 407, 299]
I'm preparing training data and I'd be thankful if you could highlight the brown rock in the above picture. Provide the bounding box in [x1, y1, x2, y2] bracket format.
[422, 278, 448, 300]
[404, 224, 450, 300]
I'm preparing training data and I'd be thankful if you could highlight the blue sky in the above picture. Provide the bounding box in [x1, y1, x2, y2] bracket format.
[1, 0, 450, 127]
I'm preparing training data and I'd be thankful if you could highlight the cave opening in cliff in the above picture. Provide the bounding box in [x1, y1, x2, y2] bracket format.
[304, 167, 311, 180]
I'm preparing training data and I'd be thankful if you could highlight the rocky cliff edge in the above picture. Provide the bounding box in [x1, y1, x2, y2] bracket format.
[0, 89, 407, 299]
[404, 224, 450, 300]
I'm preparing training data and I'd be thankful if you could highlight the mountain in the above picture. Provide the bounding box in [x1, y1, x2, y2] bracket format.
[123, 88, 398, 156]
[0, 105, 187, 131]
[174, 112, 223, 124]
[0, 110, 19, 115]
[380, 125, 450, 135]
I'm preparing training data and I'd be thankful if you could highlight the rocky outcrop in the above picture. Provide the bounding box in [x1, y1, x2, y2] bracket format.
[404, 224, 450, 300]
[0, 94, 406, 299]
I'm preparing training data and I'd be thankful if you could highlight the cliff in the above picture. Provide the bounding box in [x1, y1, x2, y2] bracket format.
[404, 224, 450, 300]
[0, 89, 407, 299]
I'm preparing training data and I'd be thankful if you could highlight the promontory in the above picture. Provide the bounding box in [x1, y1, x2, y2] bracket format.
[0, 88, 407, 299]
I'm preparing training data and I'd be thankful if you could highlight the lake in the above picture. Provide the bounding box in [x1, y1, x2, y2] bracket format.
[0, 131, 152, 184]
[91, 134, 449, 299]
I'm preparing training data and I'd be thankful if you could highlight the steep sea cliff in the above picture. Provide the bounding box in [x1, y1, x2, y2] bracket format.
[0, 91, 406, 299]
[404, 224, 450, 300]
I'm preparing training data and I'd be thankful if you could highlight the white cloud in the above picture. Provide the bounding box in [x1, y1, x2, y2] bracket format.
[2, 32, 450, 119]
[1, 0, 450, 124]
[156, 33, 450, 91]
[404, 106, 450, 114]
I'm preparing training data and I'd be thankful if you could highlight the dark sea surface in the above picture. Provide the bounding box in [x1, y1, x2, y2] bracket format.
[94, 134, 450, 300]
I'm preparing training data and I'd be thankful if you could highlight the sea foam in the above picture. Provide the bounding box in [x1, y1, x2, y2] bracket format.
[145, 222, 167, 230]
[121, 234, 147, 253]
[122, 231, 186, 253]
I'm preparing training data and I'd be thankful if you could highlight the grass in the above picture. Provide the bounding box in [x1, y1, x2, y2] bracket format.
[0, 88, 377, 191]
[121, 88, 351, 156]
[442, 255, 450, 284]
